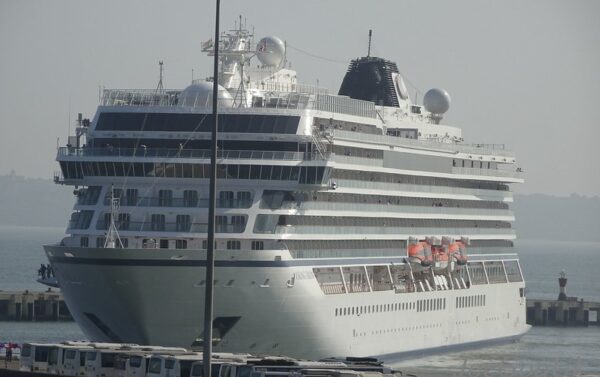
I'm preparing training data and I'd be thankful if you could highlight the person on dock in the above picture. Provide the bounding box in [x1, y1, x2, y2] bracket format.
[5, 345, 12, 364]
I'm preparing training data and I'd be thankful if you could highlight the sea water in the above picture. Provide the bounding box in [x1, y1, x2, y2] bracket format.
[0, 226, 599, 376]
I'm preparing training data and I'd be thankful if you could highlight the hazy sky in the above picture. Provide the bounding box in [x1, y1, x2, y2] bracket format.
[1, 0, 599, 196]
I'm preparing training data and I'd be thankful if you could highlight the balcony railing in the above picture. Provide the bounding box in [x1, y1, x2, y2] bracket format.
[275, 225, 515, 236]
[58, 147, 327, 161]
[331, 179, 512, 200]
[279, 201, 514, 219]
[451, 167, 523, 179]
[333, 130, 516, 158]
[99, 197, 252, 209]
[94, 221, 245, 233]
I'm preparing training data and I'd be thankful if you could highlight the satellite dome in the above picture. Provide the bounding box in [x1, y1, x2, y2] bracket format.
[256, 36, 285, 67]
[423, 88, 451, 114]
[179, 81, 233, 108]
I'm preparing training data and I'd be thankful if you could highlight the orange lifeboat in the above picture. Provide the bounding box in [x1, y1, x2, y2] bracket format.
[449, 241, 468, 265]
[431, 245, 450, 272]
[408, 241, 433, 269]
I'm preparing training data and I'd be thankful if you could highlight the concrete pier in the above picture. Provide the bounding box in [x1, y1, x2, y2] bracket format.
[526, 298, 600, 326]
[0, 290, 72, 321]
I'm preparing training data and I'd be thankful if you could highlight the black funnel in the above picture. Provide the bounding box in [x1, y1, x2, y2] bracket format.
[338, 56, 400, 107]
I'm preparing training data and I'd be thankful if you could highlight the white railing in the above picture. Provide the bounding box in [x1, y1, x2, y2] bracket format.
[333, 130, 516, 158]
[287, 201, 514, 219]
[275, 226, 515, 236]
[452, 167, 523, 179]
[332, 179, 513, 200]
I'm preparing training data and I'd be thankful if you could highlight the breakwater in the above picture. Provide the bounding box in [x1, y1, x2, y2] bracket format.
[0, 290, 72, 321]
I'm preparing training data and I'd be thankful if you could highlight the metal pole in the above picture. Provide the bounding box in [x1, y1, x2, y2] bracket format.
[204, 0, 220, 376]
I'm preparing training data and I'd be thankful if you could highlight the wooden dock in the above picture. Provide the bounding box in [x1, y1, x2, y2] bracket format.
[0, 289, 72, 321]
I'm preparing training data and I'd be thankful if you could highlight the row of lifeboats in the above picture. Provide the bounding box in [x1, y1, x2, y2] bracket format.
[408, 237, 468, 272]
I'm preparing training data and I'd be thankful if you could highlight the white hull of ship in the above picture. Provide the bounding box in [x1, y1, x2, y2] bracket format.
[45, 245, 528, 360]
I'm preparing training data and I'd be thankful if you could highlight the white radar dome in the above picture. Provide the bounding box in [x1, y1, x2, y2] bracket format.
[423, 88, 451, 114]
[256, 36, 285, 67]
[179, 81, 233, 108]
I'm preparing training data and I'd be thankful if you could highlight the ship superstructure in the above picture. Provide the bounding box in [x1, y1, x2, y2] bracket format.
[44, 22, 528, 360]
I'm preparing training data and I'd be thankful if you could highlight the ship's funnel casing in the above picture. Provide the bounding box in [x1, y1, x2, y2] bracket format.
[338, 57, 402, 107]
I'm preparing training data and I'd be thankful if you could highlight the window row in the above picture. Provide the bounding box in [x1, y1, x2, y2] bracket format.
[416, 297, 447, 312]
[78, 236, 263, 251]
[453, 159, 497, 170]
[332, 169, 508, 191]
[60, 161, 328, 184]
[103, 188, 252, 208]
[91, 214, 247, 233]
[456, 294, 486, 309]
[335, 301, 425, 317]
[95, 113, 300, 134]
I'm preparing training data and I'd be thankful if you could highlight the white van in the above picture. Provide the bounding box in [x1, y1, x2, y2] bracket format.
[164, 354, 205, 377]
[145, 353, 197, 377]
[60, 345, 94, 376]
[126, 347, 189, 377]
[19, 343, 62, 373]
[85, 349, 141, 377]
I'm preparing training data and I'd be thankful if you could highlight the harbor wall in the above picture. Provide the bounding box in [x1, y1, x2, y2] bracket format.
[0, 290, 72, 321]
[526, 298, 600, 326]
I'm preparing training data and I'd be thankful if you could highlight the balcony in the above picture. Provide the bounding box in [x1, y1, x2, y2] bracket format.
[331, 179, 513, 201]
[280, 201, 514, 220]
[100, 197, 252, 209]
[274, 225, 515, 237]
[333, 129, 516, 158]
[94, 221, 245, 233]
[451, 167, 523, 179]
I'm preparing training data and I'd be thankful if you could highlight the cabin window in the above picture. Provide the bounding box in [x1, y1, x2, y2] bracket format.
[125, 188, 138, 205]
[158, 190, 173, 206]
[96, 237, 105, 248]
[251, 241, 264, 250]
[183, 190, 198, 207]
[176, 240, 188, 249]
[227, 240, 241, 250]
[80, 237, 89, 248]
[176, 215, 191, 232]
[151, 214, 166, 231]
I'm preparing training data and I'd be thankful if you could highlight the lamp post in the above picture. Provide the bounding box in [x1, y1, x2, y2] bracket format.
[203, 0, 221, 376]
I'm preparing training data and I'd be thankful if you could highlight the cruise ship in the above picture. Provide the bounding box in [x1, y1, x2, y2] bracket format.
[44, 22, 528, 361]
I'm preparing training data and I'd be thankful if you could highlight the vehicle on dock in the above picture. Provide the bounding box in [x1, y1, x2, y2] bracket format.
[60, 345, 93, 376]
[19, 342, 62, 373]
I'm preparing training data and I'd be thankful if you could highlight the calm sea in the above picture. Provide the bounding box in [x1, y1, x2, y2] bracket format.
[0, 226, 599, 376]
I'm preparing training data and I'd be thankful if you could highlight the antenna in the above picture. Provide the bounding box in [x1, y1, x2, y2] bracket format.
[104, 186, 124, 249]
[155, 61, 165, 95]
[367, 29, 372, 57]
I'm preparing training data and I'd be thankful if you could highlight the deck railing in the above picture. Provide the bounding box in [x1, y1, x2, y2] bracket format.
[58, 147, 327, 161]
